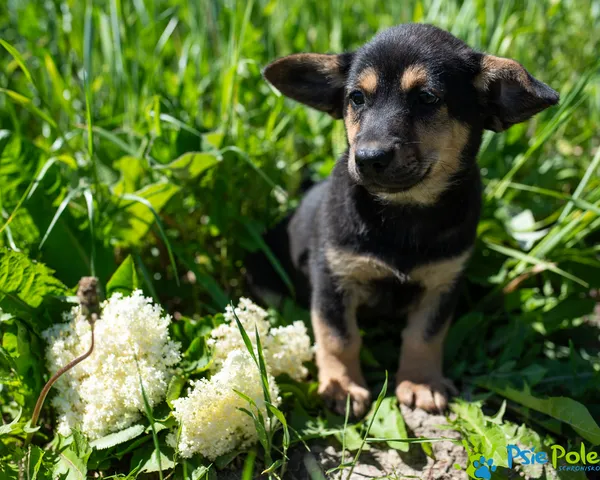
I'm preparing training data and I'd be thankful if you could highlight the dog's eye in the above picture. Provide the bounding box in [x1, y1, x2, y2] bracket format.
[349, 90, 366, 106]
[419, 91, 439, 105]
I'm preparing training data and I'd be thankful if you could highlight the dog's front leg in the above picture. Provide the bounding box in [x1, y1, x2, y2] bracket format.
[395, 286, 459, 412]
[311, 267, 371, 418]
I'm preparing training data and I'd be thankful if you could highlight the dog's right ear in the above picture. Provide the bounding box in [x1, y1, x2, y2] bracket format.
[263, 53, 354, 119]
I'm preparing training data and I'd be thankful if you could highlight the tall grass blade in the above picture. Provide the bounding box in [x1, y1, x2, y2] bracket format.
[83, 189, 96, 277]
[39, 187, 83, 250]
[0, 40, 34, 85]
[135, 358, 164, 480]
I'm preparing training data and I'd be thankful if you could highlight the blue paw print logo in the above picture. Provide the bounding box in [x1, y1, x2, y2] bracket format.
[473, 456, 497, 479]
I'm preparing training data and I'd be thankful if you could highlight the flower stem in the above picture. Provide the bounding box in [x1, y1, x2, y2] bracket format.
[24, 315, 96, 448]
[24, 276, 100, 449]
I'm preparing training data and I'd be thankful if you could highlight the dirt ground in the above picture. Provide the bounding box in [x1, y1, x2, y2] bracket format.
[285, 404, 469, 480]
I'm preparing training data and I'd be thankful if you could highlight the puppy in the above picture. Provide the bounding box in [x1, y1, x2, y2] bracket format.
[252, 24, 558, 417]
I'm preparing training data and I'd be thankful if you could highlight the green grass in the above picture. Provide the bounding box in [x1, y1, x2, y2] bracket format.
[1, 0, 599, 478]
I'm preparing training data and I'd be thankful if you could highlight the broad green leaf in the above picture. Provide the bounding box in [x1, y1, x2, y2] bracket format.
[2, 321, 45, 405]
[203, 131, 224, 149]
[183, 336, 212, 373]
[71, 430, 92, 459]
[53, 447, 89, 480]
[365, 397, 409, 452]
[106, 255, 139, 297]
[0, 249, 67, 318]
[90, 424, 145, 450]
[214, 450, 241, 469]
[481, 383, 600, 445]
[113, 156, 145, 195]
[166, 375, 187, 408]
[450, 401, 509, 467]
[27, 445, 46, 480]
[0, 342, 18, 381]
[116, 182, 180, 246]
[132, 446, 175, 473]
[158, 152, 220, 180]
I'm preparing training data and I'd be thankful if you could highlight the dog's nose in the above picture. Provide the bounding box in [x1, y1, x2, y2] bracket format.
[355, 148, 394, 173]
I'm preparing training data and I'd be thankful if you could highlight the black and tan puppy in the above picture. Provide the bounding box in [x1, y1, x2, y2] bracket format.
[252, 24, 558, 417]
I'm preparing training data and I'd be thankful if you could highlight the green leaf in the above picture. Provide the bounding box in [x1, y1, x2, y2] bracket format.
[158, 152, 220, 180]
[214, 450, 241, 469]
[120, 189, 180, 286]
[335, 423, 365, 452]
[183, 337, 212, 373]
[71, 430, 92, 458]
[116, 182, 180, 246]
[113, 156, 145, 195]
[0, 249, 67, 320]
[106, 255, 139, 297]
[90, 424, 145, 450]
[0, 408, 22, 435]
[480, 383, 600, 445]
[450, 401, 509, 467]
[27, 445, 46, 480]
[191, 464, 212, 480]
[420, 440, 435, 460]
[166, 375, 187, 408]
[53, 445, 89, 480]
[131, 445, 175, 473]
[365, 397, 409, 452]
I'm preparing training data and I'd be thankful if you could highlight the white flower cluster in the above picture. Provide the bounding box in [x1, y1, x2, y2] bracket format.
[42, 290, 181, 439]
[171, 298, 313, 459]
[171, 350, 280, 460]
[207, 297, 313, 381]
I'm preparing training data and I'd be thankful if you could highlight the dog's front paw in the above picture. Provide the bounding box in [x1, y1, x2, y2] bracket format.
[319, 376, 371, 418]
[395, 376, 457, 412]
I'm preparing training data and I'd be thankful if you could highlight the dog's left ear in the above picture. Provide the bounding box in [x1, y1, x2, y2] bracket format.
[475, 54, 559, 132]
[263, 52, 354, 118]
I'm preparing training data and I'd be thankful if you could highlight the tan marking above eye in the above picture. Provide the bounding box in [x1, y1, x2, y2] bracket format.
[400, 64, 428, 91]
[357, 67, 378, 94]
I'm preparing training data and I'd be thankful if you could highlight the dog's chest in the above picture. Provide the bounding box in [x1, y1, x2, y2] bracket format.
[325, 246, 470, 295]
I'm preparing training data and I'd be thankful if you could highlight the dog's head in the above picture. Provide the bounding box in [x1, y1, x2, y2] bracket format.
[264, 24, 559, 204]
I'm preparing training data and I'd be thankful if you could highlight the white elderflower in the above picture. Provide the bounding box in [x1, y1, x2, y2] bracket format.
[42, 290, 181, 439]
[268, 321, 313, 380]
[171, 350, 280, 460]
[207, 298, 271, 372]
[207, 298, 313, 381]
